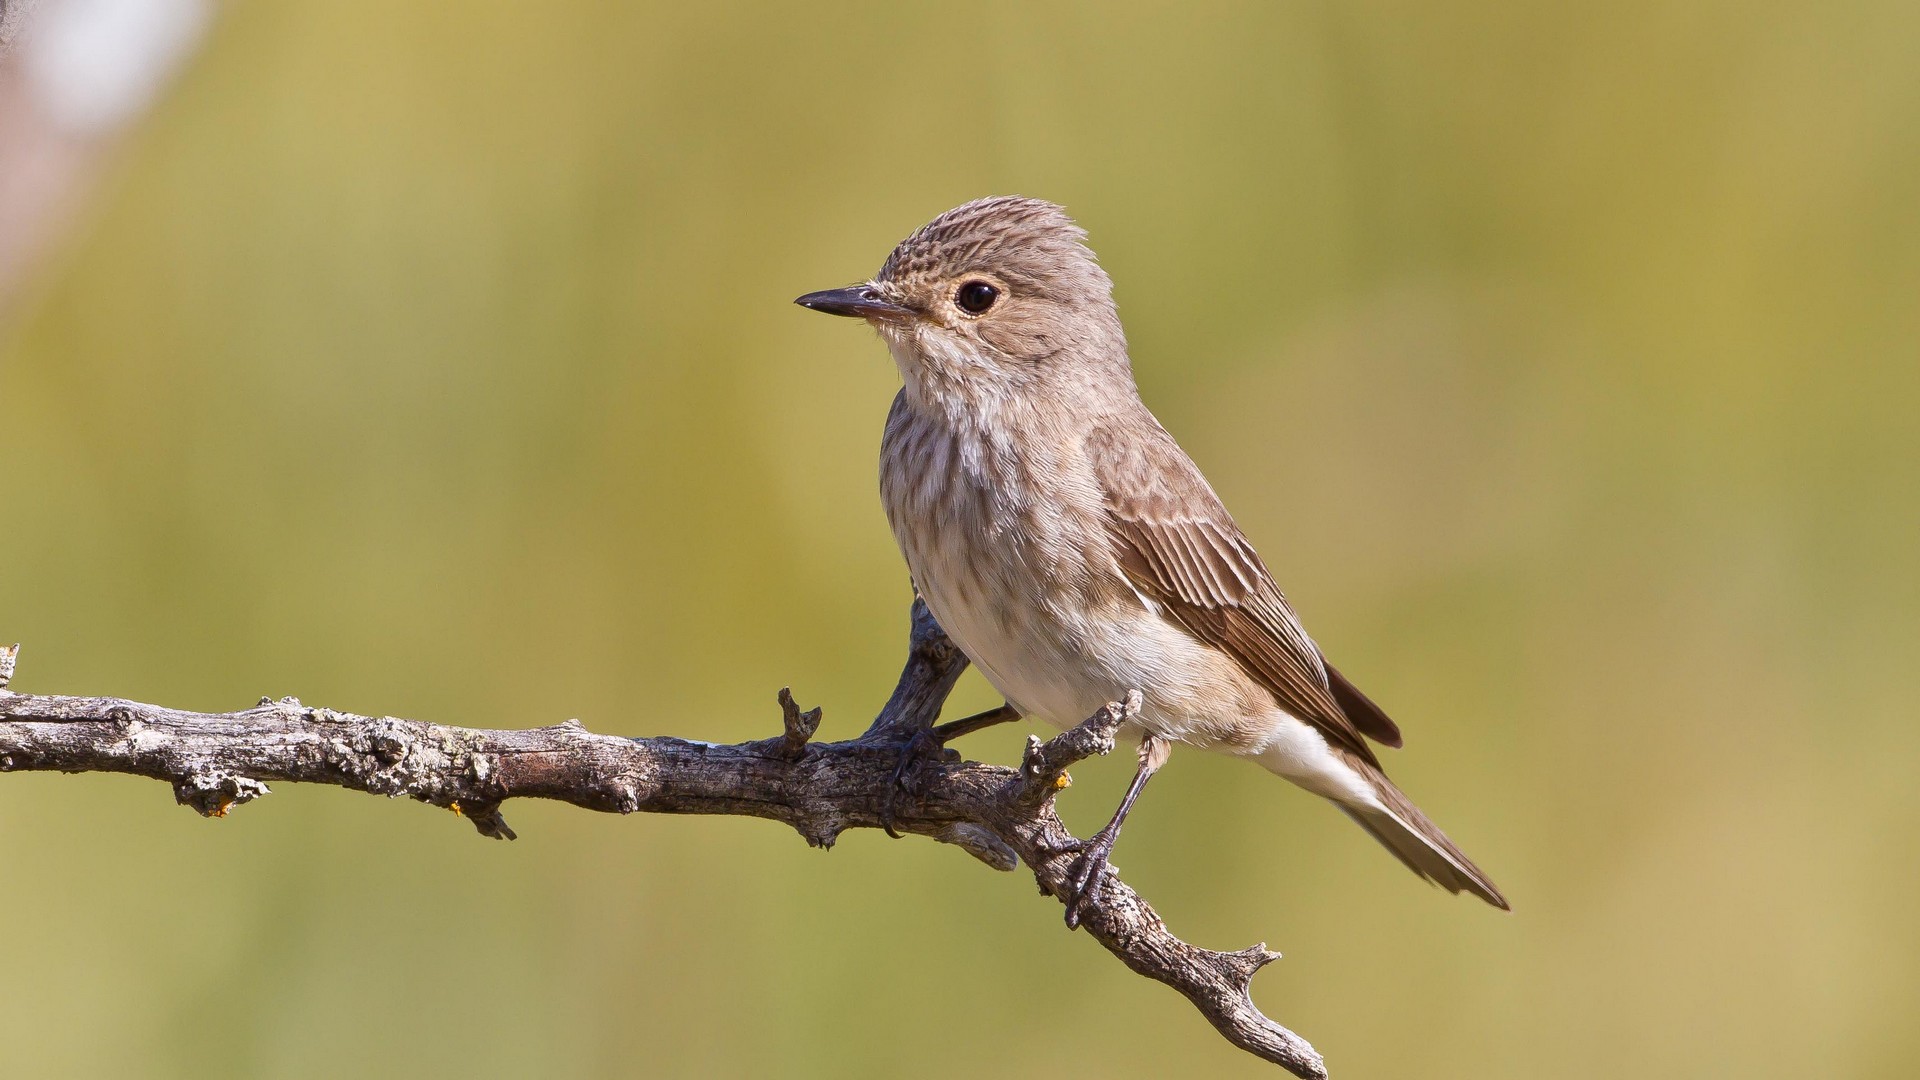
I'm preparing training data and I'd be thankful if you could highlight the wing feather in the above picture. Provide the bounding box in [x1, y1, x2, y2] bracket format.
[1089, 422, 1393, 764]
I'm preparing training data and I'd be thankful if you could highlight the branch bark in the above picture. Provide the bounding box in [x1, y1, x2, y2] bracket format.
[0, 604, 1326, 1077]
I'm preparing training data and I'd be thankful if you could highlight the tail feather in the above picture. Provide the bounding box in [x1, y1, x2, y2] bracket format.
[1339, 778, 1509, 910]
[1253, 726, 1510, 909]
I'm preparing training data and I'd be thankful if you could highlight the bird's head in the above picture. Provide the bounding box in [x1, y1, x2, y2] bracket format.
[796, 196, 1132, 417]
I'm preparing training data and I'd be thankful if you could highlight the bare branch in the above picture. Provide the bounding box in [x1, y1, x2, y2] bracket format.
[0, 603, 1326, 1077]
[1018, 689, 1136, 806]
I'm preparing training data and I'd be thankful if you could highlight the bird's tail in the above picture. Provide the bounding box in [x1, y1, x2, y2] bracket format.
[1334, 759, 1509, 911]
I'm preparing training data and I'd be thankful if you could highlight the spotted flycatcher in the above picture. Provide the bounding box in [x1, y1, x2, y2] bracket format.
[798, 196, 1507, 919]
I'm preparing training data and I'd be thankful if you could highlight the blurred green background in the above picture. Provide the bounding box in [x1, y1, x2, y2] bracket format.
[3, 2, 1917, 1077]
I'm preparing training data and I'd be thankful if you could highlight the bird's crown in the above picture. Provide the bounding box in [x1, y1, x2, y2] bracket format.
[877, 196, 1110, 302]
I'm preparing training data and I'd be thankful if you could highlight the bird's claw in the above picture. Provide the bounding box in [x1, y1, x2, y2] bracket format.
[879, 726, 951, 838]
[1060, 829, 1118, 930]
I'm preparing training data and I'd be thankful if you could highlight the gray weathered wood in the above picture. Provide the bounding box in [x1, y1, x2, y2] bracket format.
[0, 603, 1325, 1077]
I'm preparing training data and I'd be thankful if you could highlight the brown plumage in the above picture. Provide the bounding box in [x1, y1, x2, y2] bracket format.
[798, 196, 1508, 914]
[1087, 420, 1382, 765]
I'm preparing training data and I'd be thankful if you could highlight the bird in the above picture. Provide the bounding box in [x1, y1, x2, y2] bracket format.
[795, 196, 1507, 922]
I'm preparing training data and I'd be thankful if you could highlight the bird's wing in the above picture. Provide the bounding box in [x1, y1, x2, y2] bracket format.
[1087, 422, 1401, 762]
[1324, 660, 1403, 749]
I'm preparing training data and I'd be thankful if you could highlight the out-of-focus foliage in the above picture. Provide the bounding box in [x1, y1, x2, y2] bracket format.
[2, 2, 1916, 1076]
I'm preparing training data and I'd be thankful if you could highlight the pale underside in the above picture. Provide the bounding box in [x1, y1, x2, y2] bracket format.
[877, 382, 1376, 808]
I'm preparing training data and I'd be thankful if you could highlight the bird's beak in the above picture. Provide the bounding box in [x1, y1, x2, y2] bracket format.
[794, 284, 913, 322]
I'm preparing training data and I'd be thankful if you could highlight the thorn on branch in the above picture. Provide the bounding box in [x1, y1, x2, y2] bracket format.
[459, 800, 517, 840]
[1017, 690, 1140, 806]
[1226, 942, 1283, 985]
[771, 687, 822, 761]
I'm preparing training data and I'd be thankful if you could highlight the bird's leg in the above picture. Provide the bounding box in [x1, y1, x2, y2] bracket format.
[930, 703, 1023, 743]
[1062, 732, 1169, 930]
[880, 703, 1022, 838]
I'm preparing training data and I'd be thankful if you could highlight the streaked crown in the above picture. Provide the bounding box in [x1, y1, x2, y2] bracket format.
[877, 196, 1112, 303]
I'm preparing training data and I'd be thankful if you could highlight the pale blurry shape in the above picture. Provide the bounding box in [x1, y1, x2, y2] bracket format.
[19, 0, 208, 133]
[0, 1, 48, 51]
[0, 0, 210, 313]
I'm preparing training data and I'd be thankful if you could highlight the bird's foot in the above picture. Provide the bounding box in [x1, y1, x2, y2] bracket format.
[879, 726, 956, 838]
[1059, 827, 1119, 930]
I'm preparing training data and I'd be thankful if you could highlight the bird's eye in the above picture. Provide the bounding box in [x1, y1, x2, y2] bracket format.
[955, 280, 999, 315]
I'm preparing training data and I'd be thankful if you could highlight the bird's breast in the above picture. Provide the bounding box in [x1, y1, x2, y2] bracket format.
[879, 401, 1257, 740]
